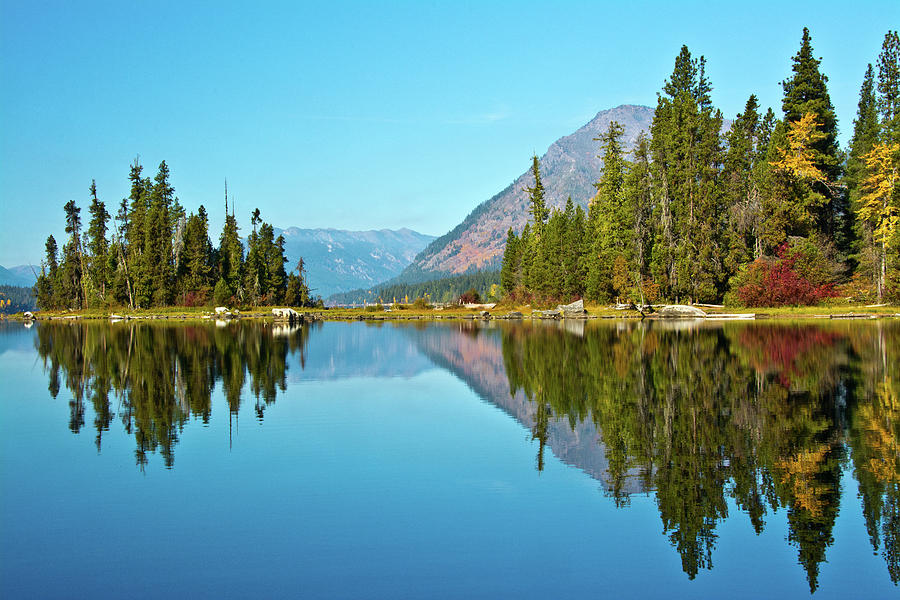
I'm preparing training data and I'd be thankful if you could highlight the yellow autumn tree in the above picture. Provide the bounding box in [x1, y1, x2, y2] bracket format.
[771, 112, 829, 184]
[763, 112, 837, 243]
[857, 142, 900, 301]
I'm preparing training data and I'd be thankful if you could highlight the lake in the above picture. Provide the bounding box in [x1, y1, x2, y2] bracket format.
[1, 318, 898, 598]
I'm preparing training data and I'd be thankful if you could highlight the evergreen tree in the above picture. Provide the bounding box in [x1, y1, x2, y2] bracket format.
[500, 227, 521, 296]
[126, 159, 152, 307]
[586, 121, 632, 301]
[649, 46, 724, 302]
[623, 133, 654, 300]
[561, 199, 586, 299]
[263, 226, 288, 303]
[61, 199, 86, 308]
[111, 195, 133, 307]
[723, 95, 765, 273]
[244, 208, 264, 304]
[525, 156, 548, 237]
[778, 27, 845, 246]
[285, 257, 311, 307]
[877, 31, 900, 144]
[86, 180, 110, 306]
[179, 205, 214, 302]
[217, 195, 244, 303]
[144, 161, 176, 306]
[36, 235, 60, 309]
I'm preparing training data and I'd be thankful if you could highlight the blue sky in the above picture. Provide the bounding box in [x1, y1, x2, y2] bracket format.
[1, 0, 897, 266]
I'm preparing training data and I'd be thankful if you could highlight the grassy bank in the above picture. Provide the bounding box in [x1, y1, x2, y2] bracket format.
[4, 300, 899, 323]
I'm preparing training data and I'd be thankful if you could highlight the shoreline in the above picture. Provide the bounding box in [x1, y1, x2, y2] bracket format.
[3, 304, 900, 323]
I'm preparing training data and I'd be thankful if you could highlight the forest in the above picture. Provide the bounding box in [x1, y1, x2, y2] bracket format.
[0, 285, 36, 313]
[327, 270, 501, 306]
[34, 162, 316, 311]
[502, 29, 900, 306]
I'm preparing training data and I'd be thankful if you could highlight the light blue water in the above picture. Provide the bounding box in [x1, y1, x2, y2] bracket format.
[0, 320, 897, 598]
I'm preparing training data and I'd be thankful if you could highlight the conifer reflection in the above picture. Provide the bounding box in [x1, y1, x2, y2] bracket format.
[500, 320, 900, 588]
[35, 321, 311, 468]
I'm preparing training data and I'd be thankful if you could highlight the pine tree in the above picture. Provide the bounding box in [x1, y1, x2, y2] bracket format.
[217, 194, 244, 303]
[111, 195, 133, 307]
[86, 180, 110, 306]
[561, 199, 585, 299]
[525, 156, 548, 237]
[723, 95, 768, 273]
[285, 257, 310, 307]
[500, 227, 521, 296]
[145, 161, 176, 306]
[624, 133, 653, 300]
[265, 229, 288, 303]
[586, 121, 632, 302]
[877, 31, 900, 144]
[519, 222, 534, 296]
[778, 27, 845, 245]
[244, 208, 264, 304]
[126, 158, 151, 307]
[179, 205, 214, 302]
[36, 235, 60, 309]
[649, 46, 724, 302]
[61, 199, 86, 308]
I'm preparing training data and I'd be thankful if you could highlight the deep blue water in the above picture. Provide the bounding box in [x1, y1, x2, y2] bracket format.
[0, 319, 898, 598]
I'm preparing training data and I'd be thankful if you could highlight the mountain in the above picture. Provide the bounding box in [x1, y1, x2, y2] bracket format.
[275, 227, 436, 298]
[400, 104, 655, 281]
[0, 265, 37, 287]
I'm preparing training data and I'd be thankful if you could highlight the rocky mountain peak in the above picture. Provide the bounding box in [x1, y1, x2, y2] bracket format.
[398, 105, 655, 281]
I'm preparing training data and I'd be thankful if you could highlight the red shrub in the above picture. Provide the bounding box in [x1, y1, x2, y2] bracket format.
[181, 290, 209, 307]
[736, 243, 838, 307]
[458, 288, 481, 304]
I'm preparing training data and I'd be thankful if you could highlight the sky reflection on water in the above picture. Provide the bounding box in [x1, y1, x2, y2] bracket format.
[0, 319, 897, 598]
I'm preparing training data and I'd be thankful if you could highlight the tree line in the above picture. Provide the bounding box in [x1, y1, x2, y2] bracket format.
[0, 285, 36, 313]
[35, 160, 314, 310]
[328, 270, 501, 306]
[502, 29, 900, 305]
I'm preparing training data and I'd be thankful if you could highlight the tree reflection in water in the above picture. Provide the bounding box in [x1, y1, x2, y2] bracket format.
[34, 320, 312, 469]
[500, 320, 900, 590]
[30, 318, 900, 589]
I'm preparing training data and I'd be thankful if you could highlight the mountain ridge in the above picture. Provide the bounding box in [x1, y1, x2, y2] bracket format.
[0, 265, 38, 288]
[275, 226, 435, 298]
[399, 104, 656, 281]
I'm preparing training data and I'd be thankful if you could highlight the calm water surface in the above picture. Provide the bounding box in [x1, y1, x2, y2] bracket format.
[1, 318, 898, 598]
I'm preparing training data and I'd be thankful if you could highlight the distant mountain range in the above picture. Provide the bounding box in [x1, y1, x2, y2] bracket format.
[0, 265, 38, 288]
[276, 227, 436, 299]
[398, 104, 656, 282]
[1, 228, 433, 300]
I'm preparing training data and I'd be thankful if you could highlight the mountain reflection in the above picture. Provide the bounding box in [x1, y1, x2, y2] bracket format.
[25, 318, 900, 590]
[496, 320, 899, 591]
